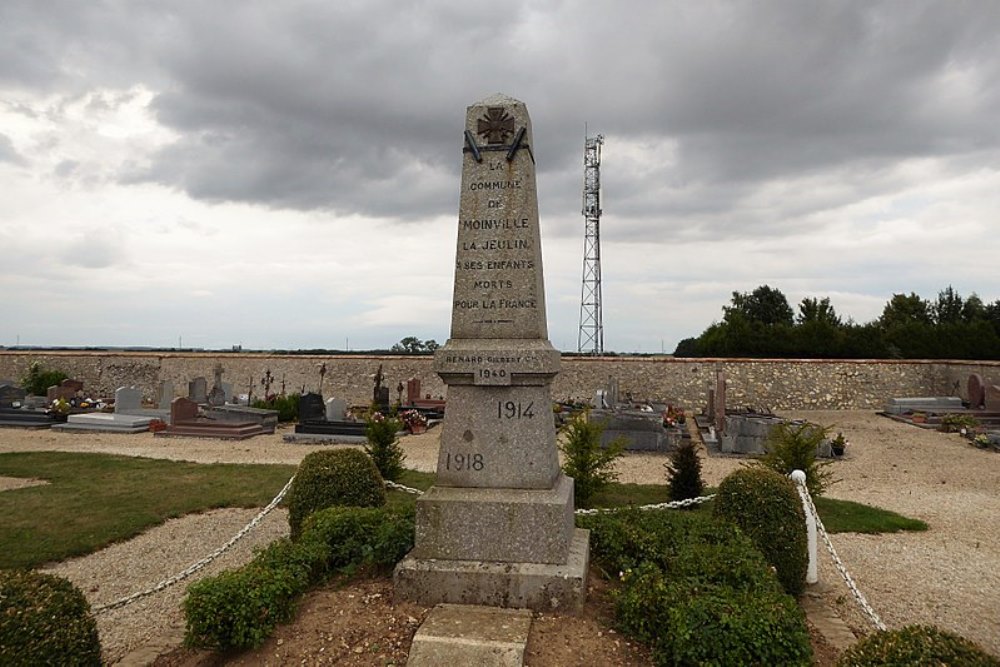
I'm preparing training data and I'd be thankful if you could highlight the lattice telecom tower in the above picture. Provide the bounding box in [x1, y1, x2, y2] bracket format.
[577, 133, 605, 354]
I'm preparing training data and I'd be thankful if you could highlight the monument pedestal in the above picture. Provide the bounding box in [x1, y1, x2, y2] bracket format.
[394, 529, 589, 612]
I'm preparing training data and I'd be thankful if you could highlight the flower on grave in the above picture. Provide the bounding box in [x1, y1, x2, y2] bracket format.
[49, 398, 70, 415]
[370, 411, 385, 422]
[400, 409, 427, 428]
[974, 434, 990, 448]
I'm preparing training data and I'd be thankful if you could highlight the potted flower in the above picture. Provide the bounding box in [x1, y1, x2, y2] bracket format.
[831, 432, 847, 457]
[910, 412, 927, 424]
[401, 409, 428, 434]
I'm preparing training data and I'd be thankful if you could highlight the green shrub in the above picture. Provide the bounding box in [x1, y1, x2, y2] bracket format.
[753, 420, 835, 496]
[714, 467, 808, 595]
[940, 413, 979, 433]
[0, 570, 101, 666]
[559, 410, 627, 507]
[251, 393, 300, 422]
[579, 507, 756, 576]
[286, 449, 386, 540]
[183, 539, 319, 651]
[838, 624, 1000, 666]
[364, 412, 406, 481]
[617, 566, 812, 666]
[300, 505, 415, 574]
[664, 440, 704, 502]
[20, 362, 69, 397]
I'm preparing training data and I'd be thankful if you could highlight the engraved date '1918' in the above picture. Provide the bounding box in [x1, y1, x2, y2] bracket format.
[445, 452, 484, 471]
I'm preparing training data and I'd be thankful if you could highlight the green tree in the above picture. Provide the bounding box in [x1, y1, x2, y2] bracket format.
[724, 285, 794, 327]
[797, 297, 841, 326]
[932, 286, 964, 325]
[391, 336, 424, 353]
[879, 293, 932, 328]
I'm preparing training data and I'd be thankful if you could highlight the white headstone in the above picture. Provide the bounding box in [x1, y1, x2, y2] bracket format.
[325, 397, 347, 421]
[114, 386, 142, 413]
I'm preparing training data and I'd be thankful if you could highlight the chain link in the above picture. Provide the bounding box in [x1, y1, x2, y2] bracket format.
[94, 474, 297, 615]
[795, 484, 887, 631]
[384, 480, 426, 495]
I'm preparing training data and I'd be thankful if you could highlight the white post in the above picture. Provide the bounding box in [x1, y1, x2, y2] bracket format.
[790, 470, 818, 585]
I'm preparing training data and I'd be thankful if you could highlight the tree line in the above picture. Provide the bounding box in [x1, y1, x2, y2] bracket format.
[674, 285, 1000, 359]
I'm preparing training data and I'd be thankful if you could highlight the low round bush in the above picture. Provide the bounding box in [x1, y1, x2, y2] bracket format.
[714, 467, 808, 595]
[837, 625, 1000, 667]
[286, 449, 386, 540]
[617, 565, 812, 666]
[0, 570, 102, 666]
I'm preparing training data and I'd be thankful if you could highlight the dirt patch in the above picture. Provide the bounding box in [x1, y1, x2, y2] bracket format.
[151, 570, 842, 666]
[0, 475, 48, 492]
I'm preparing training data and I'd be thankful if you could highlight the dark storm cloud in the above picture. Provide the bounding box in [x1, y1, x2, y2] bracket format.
[5, 1, 999, 231]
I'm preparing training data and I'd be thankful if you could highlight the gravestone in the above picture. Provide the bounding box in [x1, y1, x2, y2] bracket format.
[985, 385, 1000, 412]
[207, 365, 226, 407]
[157, 381, 174, 410]
[714, 370, 727, 435]
[325, 397, 347, 422]
[47, 379, 82, 402]
[706, 387, 715, 420]
[968, 374, 986, 409]
[188, 377, 208, 404]
[171, 397, 199, 424]
[0, 384, 26, 408]
[221, 382, 234, 404]
[114, 386, 142, 413]
[407, 378, 421, 405]
[395, 94, 588, 611]
[298, 392, 326, 422]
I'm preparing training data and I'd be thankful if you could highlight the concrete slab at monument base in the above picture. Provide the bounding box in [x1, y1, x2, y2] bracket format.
[394, 528, 589, 612]
[52, 413, 154, 434]
[407, 604, 531, 667]
[412, 475, 575, 564]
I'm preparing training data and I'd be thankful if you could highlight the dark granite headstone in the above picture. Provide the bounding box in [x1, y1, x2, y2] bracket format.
[298, 392, 326, 422]
[375, 386, 391, 411]
[968, 374, 986, 409]
[0, 384, 26, 408]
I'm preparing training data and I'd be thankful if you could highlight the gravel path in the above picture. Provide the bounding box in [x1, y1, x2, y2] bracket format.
[2, 411, 998, 660]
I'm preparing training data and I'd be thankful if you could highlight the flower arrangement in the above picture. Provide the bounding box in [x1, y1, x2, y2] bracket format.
[400, 409, 427, 431]
[973, 434, 991, 449]
[662, 405, 686, 428]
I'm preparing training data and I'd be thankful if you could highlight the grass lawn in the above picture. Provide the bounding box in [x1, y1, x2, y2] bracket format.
[0, 453, 926, 570]
[0, 451, 296, 569]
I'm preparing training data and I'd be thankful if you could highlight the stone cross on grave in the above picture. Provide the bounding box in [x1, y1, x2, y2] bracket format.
[394, 93, 589, 613]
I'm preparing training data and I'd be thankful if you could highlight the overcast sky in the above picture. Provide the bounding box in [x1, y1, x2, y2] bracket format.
[2, 1, 998, 352]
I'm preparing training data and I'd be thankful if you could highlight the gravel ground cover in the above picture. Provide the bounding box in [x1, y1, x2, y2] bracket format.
[1, 410, 997, 661]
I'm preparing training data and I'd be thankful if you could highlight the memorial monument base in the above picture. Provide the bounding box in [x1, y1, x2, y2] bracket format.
[394, 528, 590, 612]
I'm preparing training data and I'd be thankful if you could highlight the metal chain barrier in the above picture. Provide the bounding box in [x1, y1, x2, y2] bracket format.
[384, 480, 426, 495]
[94, 473, 297, 615]
[795, 483, 888, 631]
[575, 494, 715, 515]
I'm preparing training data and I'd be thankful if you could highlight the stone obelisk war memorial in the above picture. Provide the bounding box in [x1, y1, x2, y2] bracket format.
[394, 94, 589, 611]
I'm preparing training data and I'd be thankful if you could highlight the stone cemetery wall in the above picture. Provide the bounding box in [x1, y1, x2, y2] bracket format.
[1, 351, 999, 410]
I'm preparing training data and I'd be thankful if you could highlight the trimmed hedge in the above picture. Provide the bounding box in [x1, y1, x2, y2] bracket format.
[286, 449, 386, 540]
[0, 570, 101, 666]
[837, 625, 1000, 667]
[714, 467, 808, 595]
[579, 508, 812, 666]
[183, 538, 323, 650]
[184, 505, 415, 651]
[617, 566, 812, 666]
[300, 505, 414, 574]
[580, 506, 749, 574]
